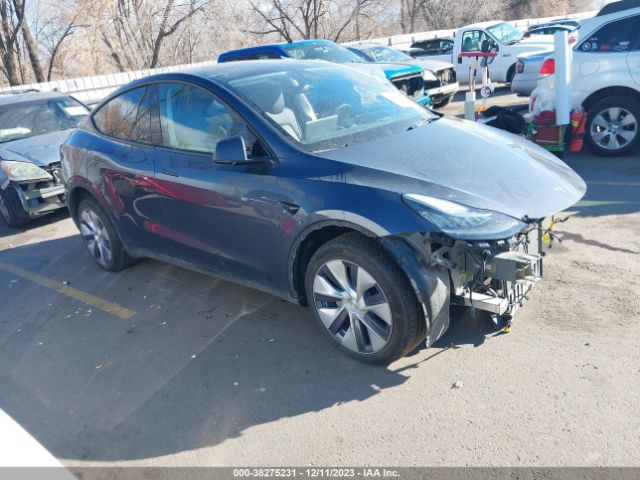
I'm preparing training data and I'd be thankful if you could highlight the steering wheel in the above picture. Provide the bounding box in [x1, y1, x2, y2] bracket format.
[336, 104, 355, 128]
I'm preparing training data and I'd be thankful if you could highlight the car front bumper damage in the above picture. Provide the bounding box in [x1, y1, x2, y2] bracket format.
[382, 223, 544, 346]
[1, 175, 66, 217]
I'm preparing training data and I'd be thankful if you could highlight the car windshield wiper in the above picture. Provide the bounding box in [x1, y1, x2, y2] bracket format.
[405, 117, 433, 131]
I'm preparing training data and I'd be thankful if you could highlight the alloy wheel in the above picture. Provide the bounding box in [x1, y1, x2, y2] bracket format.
[312, 259, 392, 354]
[590, 107, 638, 151]
[80, 208, 112, 268]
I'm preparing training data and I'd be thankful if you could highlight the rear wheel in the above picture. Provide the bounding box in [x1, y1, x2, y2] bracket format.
[0, 187, 29, 228]
[586, 96, 640, 157]
[305, 233, 424, 364]
[77, 198, 135, 271]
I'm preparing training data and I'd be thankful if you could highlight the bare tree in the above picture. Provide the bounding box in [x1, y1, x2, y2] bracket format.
[98, 0, 206, 71]
[0, 0, 21, 85]
[248, 0, 383, 42]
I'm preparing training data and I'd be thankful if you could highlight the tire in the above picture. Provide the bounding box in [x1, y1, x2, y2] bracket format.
[586, 96, 640, 157]
[305, 232, 424, 365]
[0, 187, 29, 228]
[77, 198, 135, 271]
[506, 65, 516, 85]
[432, 94, 452, 109]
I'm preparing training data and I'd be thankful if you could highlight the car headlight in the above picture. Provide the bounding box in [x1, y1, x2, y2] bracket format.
[422, 70, 437, 81]
[0, 160, 52, 182]
[403, 194, 526, 240]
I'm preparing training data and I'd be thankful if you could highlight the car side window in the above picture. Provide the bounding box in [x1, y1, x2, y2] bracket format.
[93, 86, 152, 143]
[158, 82, 264, 157]
[441, 40, 454, 54]
[578, 16, 640, 53]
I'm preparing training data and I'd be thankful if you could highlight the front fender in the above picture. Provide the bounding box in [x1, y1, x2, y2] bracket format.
[380, 235, 450, 347]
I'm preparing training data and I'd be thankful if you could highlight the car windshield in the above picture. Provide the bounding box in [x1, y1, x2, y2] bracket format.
[227, 64, 437, 153]
[282, 42, 365, 64]
[0, 96, 89, 143]
[365, 47, 412, 63]
[487, 22, 523, 45]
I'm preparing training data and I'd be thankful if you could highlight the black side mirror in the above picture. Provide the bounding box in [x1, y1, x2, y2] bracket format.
[215, 135, 247, 164]
[214, 136, 269, 166]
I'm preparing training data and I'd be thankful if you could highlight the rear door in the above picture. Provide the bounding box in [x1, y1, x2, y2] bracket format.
[574, 15, 639, 86]
[627, 16, 640, 85]
[90, 85, 174, 254]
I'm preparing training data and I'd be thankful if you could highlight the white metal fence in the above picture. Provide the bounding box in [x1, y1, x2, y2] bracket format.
[0, 11, 595, 105]
[343, 11, 595, 49]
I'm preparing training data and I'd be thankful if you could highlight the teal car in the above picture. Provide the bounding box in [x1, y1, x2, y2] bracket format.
[218, 39, 430, 106]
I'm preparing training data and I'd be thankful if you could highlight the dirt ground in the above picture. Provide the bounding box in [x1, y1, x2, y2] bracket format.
[0, 90, 639, 467]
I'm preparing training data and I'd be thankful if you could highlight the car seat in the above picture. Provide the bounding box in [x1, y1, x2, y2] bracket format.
[252, 84, 302, 141]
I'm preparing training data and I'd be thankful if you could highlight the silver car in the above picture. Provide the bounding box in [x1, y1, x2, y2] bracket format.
[0, 91, 89, 227]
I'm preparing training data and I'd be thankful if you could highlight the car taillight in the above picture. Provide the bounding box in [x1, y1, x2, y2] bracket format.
[516, 59, 524, 74]
[539, 58, 555, 75]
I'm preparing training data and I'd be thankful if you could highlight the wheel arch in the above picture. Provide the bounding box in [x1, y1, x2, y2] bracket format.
[289, 220, 378, 305]
[582, 86, 640, 112]
[506, 63, 517, 84]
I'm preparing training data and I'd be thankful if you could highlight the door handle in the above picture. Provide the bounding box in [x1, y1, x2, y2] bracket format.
[161, 168, 180, 177]
[279, 201, 300, 215]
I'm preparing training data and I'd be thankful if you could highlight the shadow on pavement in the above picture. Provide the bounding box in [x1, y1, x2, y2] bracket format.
[0, 234, 494, 462]
[0, 209, 70, 239]
[559, 150, 640, 217]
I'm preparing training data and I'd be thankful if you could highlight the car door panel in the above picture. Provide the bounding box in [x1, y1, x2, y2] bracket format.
[154, 82, 281, 290]
[155, 151, 280, 289]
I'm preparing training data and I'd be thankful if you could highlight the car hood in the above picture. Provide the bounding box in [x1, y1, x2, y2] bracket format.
[0, 130, 70, 167]
[320, 117, 586, 220]
[374, 62, 423, 78]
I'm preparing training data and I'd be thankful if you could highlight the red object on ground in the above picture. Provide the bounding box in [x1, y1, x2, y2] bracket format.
[534, 110, 560, 147]
[570, 110, 587, 152]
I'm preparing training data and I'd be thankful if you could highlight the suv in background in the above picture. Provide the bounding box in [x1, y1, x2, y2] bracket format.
[0, 91, 89, 227]
[567, 0, 640, 156]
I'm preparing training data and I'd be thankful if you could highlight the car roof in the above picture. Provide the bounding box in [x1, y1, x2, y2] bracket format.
[0, 90, 70, 106]
[105, 59, 360, 96]
[596, 0, 640, 16]
[461, 20, 505, 29]
[349, 43, 389, 50]
[219, 39, 336, 59]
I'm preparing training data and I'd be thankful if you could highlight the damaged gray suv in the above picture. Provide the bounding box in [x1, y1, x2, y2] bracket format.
[0, 91, 89, 228]
[62, 61, 586, 364]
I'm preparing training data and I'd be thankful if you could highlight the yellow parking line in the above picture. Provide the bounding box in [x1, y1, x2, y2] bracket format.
[0, 260, 136, 320]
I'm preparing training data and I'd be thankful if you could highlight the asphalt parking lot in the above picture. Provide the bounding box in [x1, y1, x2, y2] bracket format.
[1, 90, 639, 468]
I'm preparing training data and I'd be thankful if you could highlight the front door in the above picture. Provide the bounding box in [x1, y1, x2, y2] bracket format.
[153, 82, 281, 290]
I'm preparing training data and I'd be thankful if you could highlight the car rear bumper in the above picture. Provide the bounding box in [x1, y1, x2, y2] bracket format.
[511, 72, 538, 96]
[426, 81, 459, 98]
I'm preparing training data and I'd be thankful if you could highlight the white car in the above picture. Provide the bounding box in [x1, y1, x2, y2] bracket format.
[564, 0, 640, 156]
[348, 44, 459, 108]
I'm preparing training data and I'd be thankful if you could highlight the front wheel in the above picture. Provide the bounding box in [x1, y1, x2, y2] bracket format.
[77, 198, 135, 271]
[586, 96, 640, 157]
[305, 233, 424, 364]
[0, 187, 29, 228]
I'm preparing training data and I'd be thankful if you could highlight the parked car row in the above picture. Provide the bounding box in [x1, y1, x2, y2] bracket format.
[218, 39, 460, 108]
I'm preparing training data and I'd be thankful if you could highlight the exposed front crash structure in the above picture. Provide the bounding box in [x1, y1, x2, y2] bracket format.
[0, 161, 66, 219]
[383, 221, 545, 346]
